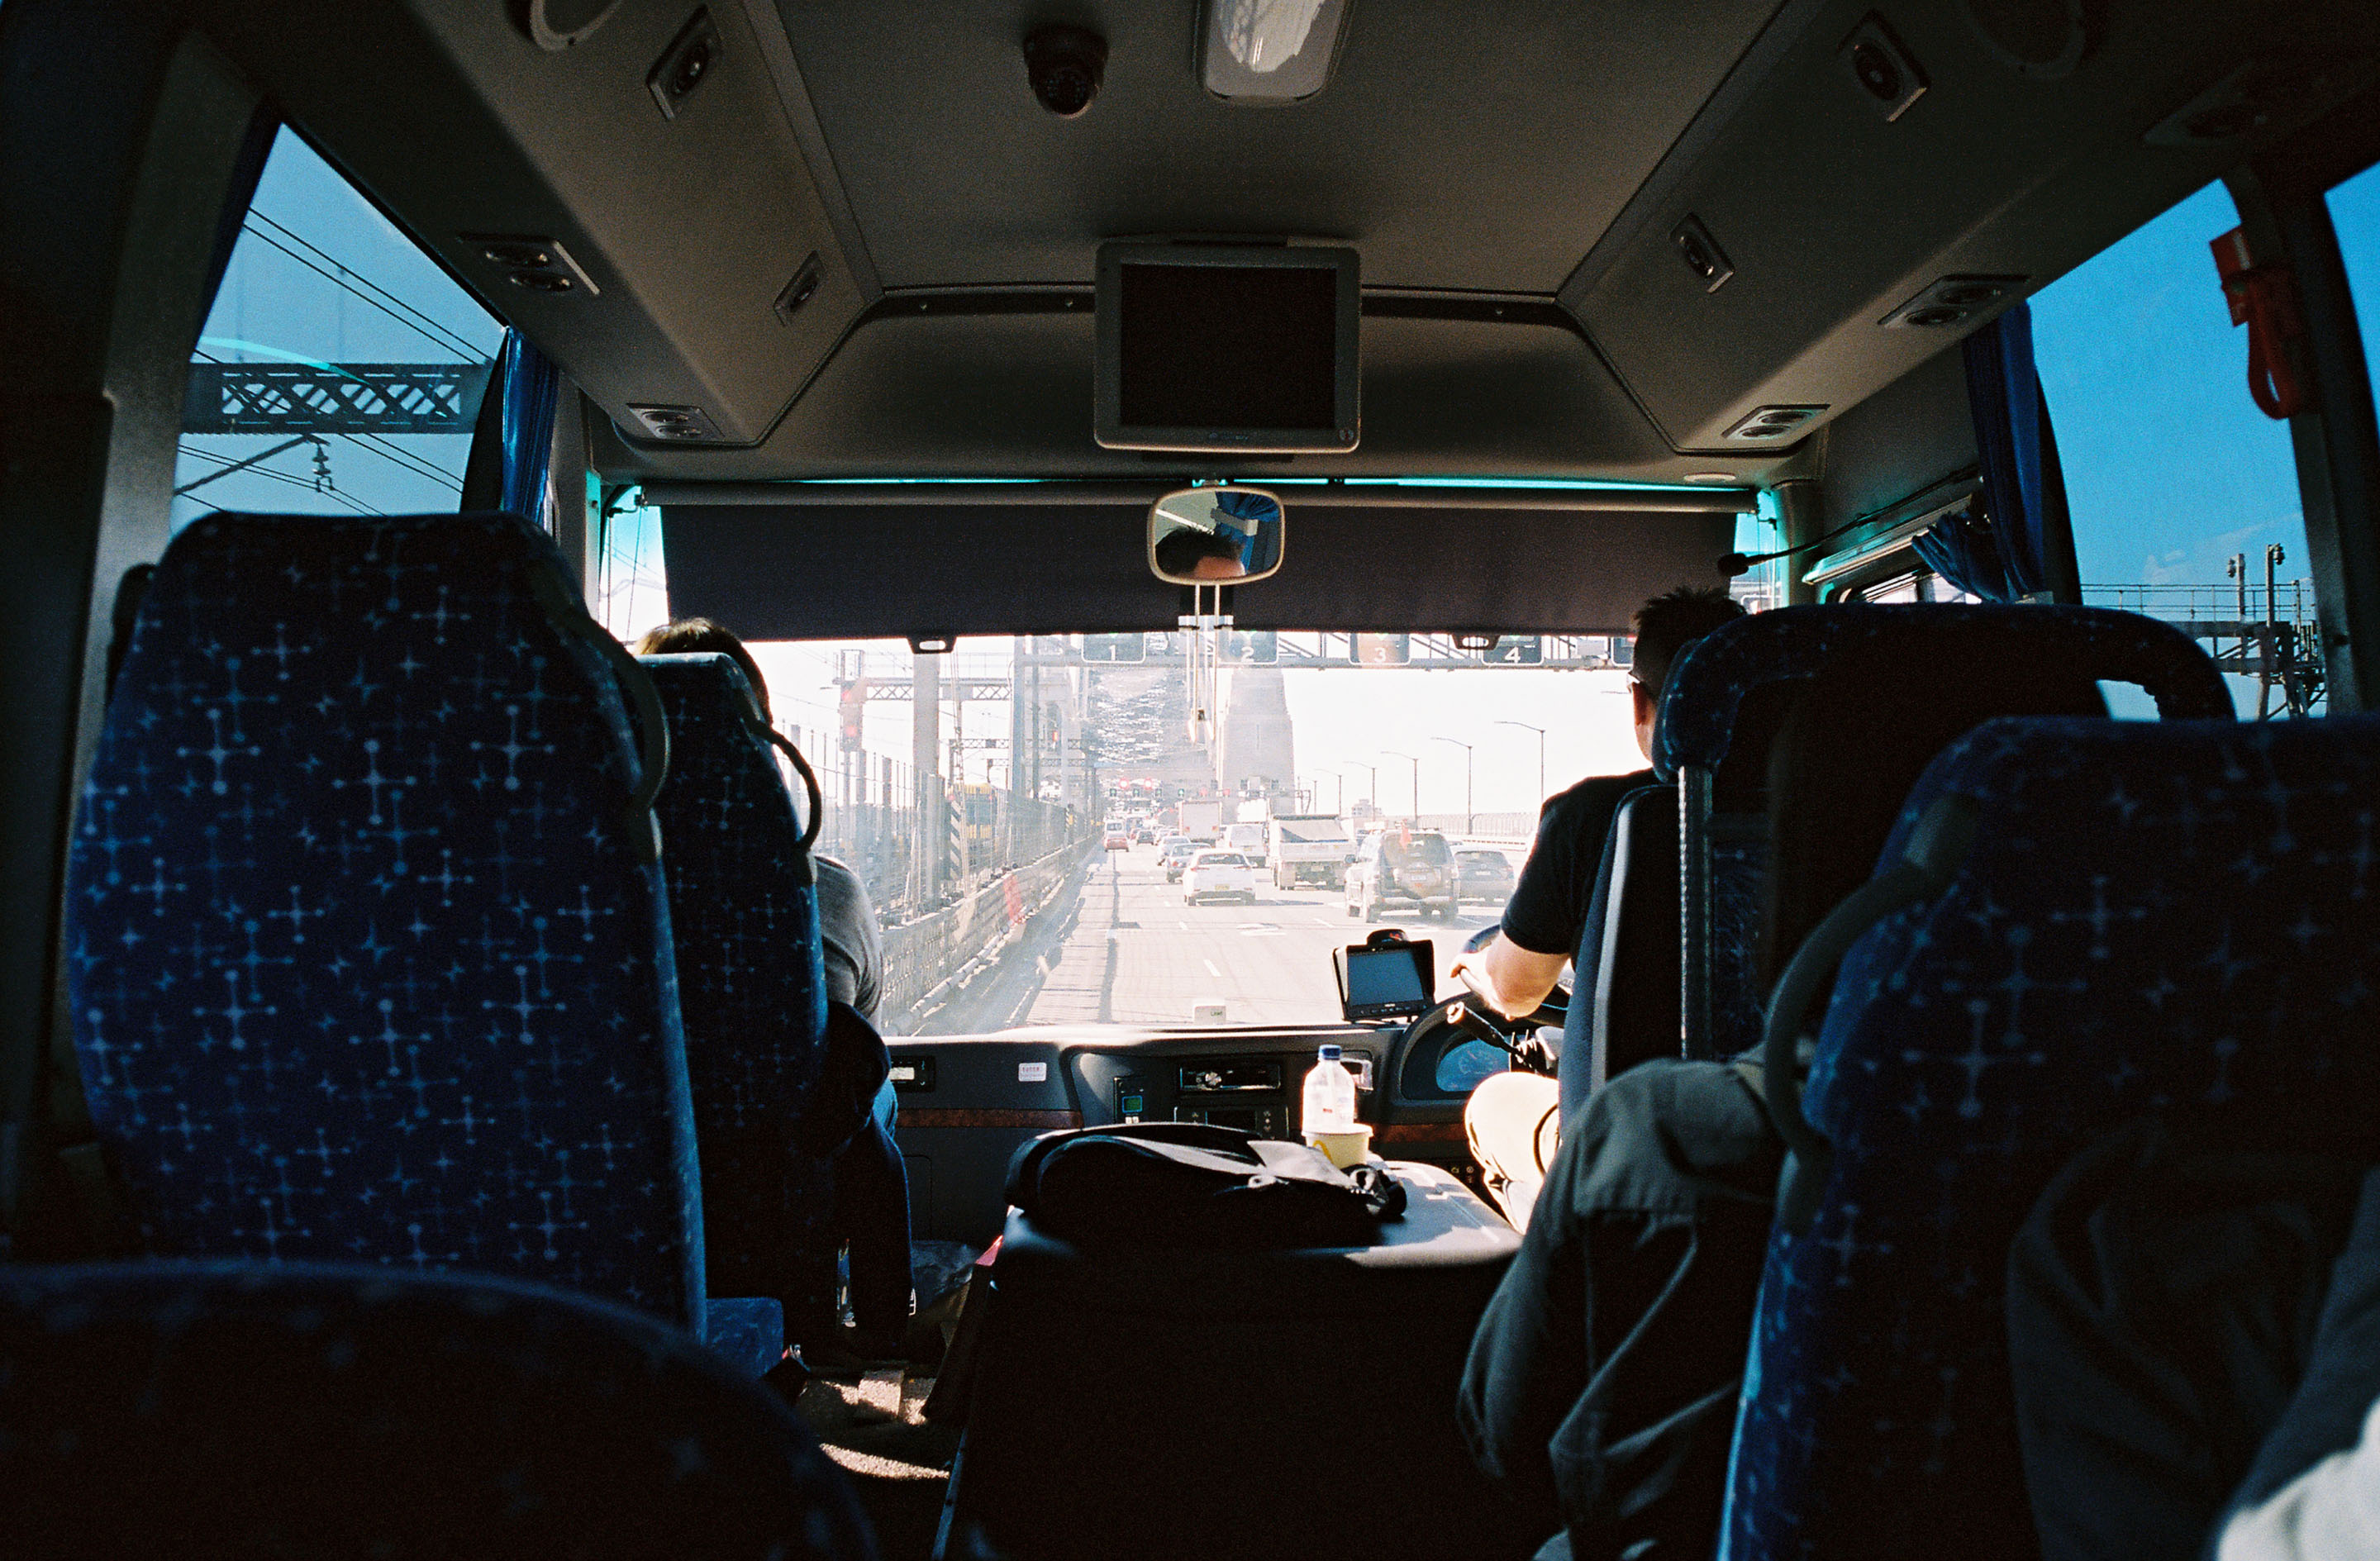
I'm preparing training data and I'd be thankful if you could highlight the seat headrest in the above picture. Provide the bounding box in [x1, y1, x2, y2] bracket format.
[1651, 602, 2231, 781]
[0, 1260, 871, 1557]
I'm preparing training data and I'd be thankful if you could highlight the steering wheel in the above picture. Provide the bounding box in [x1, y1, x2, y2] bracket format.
[1402, 987, 1560, 1080]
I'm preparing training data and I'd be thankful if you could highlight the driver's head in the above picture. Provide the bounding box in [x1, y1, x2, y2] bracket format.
[1154, 525, 1248, 580]
[1628, 586, 1746, 760]
[634, 617, 772, 718]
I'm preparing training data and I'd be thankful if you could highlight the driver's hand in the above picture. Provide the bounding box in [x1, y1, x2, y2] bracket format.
[1449, 954, 1495, 1004]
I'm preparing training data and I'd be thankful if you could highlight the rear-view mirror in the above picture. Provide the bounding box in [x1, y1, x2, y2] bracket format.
[1148, 486, 1284, 585]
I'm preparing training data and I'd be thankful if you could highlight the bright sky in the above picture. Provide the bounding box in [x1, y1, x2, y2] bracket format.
[2031, 174, 2380, 590]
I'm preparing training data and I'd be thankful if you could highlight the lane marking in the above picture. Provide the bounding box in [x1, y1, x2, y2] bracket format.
[1203, 959, 1222, 977]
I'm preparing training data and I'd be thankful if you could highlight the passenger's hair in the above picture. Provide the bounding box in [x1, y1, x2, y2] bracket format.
[1154, 526, 1244, 577]
[1630, 585, 1747, 696]
[632, 617, 771, 716]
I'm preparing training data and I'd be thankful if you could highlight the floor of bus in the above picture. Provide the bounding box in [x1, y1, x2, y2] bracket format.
[797, 1373, 959, 1561]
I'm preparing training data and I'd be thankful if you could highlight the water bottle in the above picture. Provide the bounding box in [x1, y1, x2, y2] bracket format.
[1302, 1044, 1357, 1137]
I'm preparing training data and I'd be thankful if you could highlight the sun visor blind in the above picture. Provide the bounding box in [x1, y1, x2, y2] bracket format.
[659, 502, 1739, 640]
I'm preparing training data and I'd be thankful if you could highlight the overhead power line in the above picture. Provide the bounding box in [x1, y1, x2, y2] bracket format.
[236, 212, 489, 360]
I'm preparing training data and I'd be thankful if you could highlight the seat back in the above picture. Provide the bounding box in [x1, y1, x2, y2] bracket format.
[65, 512, 705, 1327]
[0, 1261, 870, 1559]
[1571, 783, 1678, 1119]
[1654, 604, 2233, 1055]
[1758, 626, 2119, 994]
[640, 653, 838, 1335]
[956, 1163, 1528, 1560]
[1724, 715, 2380, 1560]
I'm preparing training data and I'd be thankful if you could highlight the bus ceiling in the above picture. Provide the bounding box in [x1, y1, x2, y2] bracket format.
[171, 0, 2380, 483]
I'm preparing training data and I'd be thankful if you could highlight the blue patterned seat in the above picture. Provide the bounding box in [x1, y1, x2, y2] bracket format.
[64, 512, 715, 1330]
[641, 653, 841, 1339]
[1723, 714, 2380, 1560]
[0, 1260, 872, 1559]
[1647, 603, 2230, 1057]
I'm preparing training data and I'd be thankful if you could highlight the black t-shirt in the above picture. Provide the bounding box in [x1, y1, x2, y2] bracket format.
[1499, 769, 1654, 956]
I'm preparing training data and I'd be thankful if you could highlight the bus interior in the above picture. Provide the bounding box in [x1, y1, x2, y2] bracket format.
[6, 1, 2380, 1557]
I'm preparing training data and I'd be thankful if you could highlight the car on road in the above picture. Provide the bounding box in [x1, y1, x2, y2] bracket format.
[1183, 850, 1259, 906]
[1455, 847, 1517, 904]
[1103, 825, 1128, 850]
[1159, 837, 1197, 882]
[1345, 828, 1459, 922]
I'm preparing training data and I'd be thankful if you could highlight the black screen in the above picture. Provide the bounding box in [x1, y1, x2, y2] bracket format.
[1116, 262, 1340, 432]
[1344, 947, 1427, 1010]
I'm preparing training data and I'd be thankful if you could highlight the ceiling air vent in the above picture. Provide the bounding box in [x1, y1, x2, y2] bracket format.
[626, 404, 722, 442]
[1721, 406, 1827, 445]
[462, 234, 599, 297]
[1880, 274, 2026, 329]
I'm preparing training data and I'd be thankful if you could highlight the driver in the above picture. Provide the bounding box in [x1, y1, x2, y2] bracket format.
[1453, 585, 1788, 1561]
[1448, 585, 1744, 1229]
[1153, 521, 1250, 580]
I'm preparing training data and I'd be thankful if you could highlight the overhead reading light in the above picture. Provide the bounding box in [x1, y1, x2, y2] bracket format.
[1200, 0, 1353, 104]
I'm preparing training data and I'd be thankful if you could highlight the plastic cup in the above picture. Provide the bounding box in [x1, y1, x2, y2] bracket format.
[1306, 1126, 1373, 1169]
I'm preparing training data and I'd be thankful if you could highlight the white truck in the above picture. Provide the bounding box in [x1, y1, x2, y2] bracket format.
[1176, 799, 1225, 843]
[1268, 813, 1354, 890]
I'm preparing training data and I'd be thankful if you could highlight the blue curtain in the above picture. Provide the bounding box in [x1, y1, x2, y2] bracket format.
[1914, 302, 2072, 601]
[494, 330, 563, 524]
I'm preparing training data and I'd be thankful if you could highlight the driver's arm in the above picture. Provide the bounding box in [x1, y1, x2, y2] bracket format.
[1451, 933, 1568, 1021]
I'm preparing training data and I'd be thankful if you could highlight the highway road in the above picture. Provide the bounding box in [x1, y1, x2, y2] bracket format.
[922, 842, 1516, 1035]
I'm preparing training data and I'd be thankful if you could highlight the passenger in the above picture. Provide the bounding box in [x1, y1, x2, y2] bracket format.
[1449, 585, 1745, 1229]
[633, 619, 913, 1359]
[2005, 1111, 2380, 1561]
[1454, 585, 1782, 1561]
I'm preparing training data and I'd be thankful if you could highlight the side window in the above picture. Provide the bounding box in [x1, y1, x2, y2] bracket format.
[174, 128, 502, 529]
[2032, 183, 2318, 717]
[596, 493, 672, 641]
[2330, 159, 2380, 406]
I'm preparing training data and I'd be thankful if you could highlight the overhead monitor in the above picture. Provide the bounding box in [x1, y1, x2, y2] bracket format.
[1095, 242, 1360, 454]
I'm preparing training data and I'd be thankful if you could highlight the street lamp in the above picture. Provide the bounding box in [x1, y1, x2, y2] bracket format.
[1432, 736, 1473, 835]
[1382, 750, 1421, 824]
[1343, 762, 1377, 816]
[1496, 720, 1545, 804]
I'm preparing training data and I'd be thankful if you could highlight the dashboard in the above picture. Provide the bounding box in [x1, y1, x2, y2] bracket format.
[885, 1018, 1516, 1245]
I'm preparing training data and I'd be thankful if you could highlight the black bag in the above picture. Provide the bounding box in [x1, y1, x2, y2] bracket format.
[795, 1000, 891, 1159]
[1006, 1122, 1406, 1248]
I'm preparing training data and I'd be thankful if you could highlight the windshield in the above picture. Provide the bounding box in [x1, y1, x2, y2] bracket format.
[744, 631, 1645, 1031]
[1382, 830, 1454, 867]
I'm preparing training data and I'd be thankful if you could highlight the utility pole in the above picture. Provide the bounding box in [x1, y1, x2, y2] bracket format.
[1007, 636, 1023, 864]
[2263, 543, 2286, 720]
[914, 649, 941, 903]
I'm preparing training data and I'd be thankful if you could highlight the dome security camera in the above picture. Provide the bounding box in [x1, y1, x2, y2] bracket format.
[1024, 25, 1107, 117]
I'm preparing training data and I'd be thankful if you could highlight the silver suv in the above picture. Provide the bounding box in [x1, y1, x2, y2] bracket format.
[1344, 828, 1459, 922]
